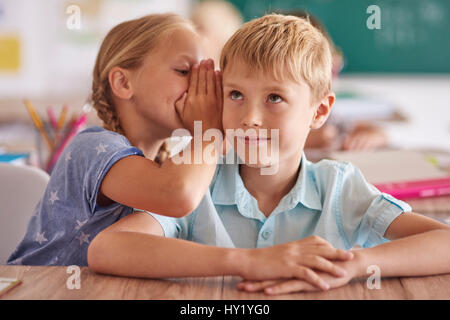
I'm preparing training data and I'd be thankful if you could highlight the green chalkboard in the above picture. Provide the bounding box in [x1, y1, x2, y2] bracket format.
[227, 0, 450, 73]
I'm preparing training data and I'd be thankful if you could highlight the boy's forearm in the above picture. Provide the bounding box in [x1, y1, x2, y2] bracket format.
[352, 229, 450, 278]
[88, 231, 243, 278]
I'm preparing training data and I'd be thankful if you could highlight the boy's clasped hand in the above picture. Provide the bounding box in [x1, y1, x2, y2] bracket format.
[235, 235, 357, 295]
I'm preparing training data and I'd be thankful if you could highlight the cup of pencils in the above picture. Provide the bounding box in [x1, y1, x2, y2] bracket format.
[24, 99, 88, 174]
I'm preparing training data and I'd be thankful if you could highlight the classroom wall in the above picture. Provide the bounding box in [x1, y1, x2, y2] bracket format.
[0, 0, 449, 153]
[228, 0, 450, 73]
[0, 0, 192, 100]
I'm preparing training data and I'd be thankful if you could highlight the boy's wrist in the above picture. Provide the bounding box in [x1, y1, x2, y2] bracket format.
[349, 249, 369, 279]
[225, 248, 251, 277]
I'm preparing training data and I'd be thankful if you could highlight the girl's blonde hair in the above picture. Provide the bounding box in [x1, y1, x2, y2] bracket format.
[91, 14, 195, 134]
[220, 14, 332, 103]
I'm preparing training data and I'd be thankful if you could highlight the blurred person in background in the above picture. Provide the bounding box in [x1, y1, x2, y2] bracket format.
[288, 10, 388, 152]
[190, 0, 243, 67]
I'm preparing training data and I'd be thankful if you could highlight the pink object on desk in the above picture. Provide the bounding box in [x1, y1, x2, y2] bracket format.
[45, 113, 88, 173]
[375, 177, 450, 200]
[47, 106, 58, 130]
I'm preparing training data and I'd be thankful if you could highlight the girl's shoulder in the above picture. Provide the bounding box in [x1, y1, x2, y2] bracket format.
[68, 126, 134, 154]
[59, 126, 144, 168]
[75, 126, 130, 145]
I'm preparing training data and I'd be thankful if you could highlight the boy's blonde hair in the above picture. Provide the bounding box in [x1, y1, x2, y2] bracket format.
[220, 14, 332, 103]
[92, 14, 195, 134]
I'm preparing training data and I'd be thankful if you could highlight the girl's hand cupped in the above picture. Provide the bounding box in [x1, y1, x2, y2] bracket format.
[175, 59, 223, 135]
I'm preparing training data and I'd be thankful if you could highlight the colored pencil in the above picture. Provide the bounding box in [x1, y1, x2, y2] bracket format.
[58, 105, 68, 130]
[23, 99, 54, 151]
[47, 106, 58, 131]
[46, 112, 88, 172]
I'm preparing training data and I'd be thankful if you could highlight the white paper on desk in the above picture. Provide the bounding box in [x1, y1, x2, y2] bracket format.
[0, 277, 21, 295]
[328, 150, 449, 184]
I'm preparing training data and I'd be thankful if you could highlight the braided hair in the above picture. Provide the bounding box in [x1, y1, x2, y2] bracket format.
[91, 13, 195, 136]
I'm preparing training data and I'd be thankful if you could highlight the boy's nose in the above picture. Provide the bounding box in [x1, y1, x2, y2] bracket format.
[241, 113, 262, 127]
[240, 101, 263, 127]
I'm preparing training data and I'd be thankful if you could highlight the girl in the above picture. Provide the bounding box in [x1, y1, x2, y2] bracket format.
[7, 13, 223, 266]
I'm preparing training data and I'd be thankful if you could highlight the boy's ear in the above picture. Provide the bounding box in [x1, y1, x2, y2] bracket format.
[310, 92, 335, 129]
[108, 66, 134, 100]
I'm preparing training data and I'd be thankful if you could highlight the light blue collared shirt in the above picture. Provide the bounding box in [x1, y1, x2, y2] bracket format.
[149, 153, 412, 250]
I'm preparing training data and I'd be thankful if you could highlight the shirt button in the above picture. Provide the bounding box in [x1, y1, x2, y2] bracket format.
[262, 230, 272, 240]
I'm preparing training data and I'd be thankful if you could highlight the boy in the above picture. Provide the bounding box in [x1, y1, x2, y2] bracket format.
[88, 14, 450, 295]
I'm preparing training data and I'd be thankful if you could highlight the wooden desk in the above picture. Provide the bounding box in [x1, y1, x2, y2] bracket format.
[1, 265, 450, 299]
[2, 193, 449, 300]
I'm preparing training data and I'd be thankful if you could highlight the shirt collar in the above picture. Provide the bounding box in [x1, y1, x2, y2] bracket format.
[289, 152, 323, 211]
[211, 152, 322, 212]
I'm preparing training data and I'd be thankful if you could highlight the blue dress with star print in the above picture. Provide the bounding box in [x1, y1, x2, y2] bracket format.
[7, 126, 145, 266]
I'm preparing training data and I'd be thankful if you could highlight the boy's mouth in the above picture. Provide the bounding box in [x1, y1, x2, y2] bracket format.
[237, 136, 271, 145]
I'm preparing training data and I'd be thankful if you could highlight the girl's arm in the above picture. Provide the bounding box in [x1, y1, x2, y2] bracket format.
[100, 60, 223, 218]
[88, 211, 353, 290]
[100, 140, 218, 218]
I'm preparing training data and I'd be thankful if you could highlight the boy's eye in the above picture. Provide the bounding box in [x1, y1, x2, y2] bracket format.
[176, 69, 189, 76]
[230, 90, 243, 100]
[268, 94, 282, 103]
